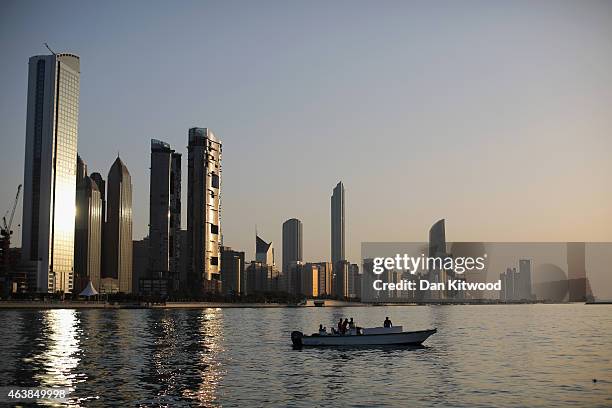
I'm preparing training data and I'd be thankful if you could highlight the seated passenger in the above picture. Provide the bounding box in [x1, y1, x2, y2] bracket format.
[384, 317, 393, 328]
[342, 318, 349, 334]
[318, 324, 327, 335]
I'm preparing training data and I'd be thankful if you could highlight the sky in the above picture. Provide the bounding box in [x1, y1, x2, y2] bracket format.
[0, 0, 611, 267]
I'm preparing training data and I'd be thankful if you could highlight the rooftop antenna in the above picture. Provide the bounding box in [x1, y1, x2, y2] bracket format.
[44, 42, 56, 55]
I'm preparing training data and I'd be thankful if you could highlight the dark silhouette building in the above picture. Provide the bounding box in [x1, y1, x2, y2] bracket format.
[104, 157, 133, 293]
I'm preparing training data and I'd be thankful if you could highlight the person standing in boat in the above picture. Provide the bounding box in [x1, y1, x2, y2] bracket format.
[337, 318, 343, 334]
[384, 317, 393, 328]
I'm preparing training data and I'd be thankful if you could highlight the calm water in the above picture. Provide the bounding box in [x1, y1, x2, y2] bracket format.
[0, 305, 611, 407]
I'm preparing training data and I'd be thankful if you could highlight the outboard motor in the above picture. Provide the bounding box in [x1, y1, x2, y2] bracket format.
[291, 331, 303, 347]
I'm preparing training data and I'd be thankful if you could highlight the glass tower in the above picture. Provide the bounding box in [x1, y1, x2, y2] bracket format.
[331, 181, 345, 265]
[22, 53, 80, 293]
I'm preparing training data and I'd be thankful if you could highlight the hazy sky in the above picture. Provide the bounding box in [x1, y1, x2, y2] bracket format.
[1, 0, 611, 266]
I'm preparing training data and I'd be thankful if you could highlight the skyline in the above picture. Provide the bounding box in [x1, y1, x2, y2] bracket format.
[1, 1, 612, 267]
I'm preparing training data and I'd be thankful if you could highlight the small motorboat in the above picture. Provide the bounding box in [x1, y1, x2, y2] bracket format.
[291, 326, 437, 347]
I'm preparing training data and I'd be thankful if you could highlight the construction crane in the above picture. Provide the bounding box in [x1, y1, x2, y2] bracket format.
[1, 184, 22, 241]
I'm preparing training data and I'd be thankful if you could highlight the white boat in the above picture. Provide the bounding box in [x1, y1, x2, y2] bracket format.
[291, 326, 437, 347]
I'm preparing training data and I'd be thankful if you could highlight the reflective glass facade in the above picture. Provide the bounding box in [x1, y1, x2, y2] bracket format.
[22, 53, 80, 293]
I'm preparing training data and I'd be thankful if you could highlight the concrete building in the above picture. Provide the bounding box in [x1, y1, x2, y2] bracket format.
[187, 127, 222, 294]
[282, 218, 302, 274]
[22, 53, 80, 293]
[148, 139, 182, 291]
[256, 234, 274, 266]
[221, 246, 245, 295]
[331, 181, 345, 265]
[74, 171, 102, 293]
[105, 157, 133, 293]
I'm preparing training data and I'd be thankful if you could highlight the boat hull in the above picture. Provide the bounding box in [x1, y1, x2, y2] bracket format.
[291, 328, 437, 347]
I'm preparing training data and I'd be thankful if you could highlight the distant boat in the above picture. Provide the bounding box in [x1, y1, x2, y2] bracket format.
[291, 326, 437, 347]
[314, 300, 325, 307]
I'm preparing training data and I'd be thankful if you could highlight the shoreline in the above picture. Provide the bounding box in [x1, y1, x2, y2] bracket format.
[0, 300, 601, 310]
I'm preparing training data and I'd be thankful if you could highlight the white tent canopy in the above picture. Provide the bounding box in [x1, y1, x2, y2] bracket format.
[79, 281, 99, 297]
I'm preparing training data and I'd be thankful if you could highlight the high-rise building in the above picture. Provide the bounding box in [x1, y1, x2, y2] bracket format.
[132, 237, 148, 295]
[333, 260, 349, 299]
[282, 218, 302, 274]
[427, 219, 449, 299]
[89, 173, 106, 223]
[105, 157, 133, 293]
[245, 261, 276, 294]
[22, 53, 80, 293]
[567, 242, 586, 302]
[348, 263, 361, 299]
[187, 127, 222, 294]
[74, 170, 102, 293]
[148, 139, 182, 290]
[301, 263, 319, 297]
[285, 261, 303, 295]
[331, 181, 345, 265]
[315, 261, 333, 296]
[256, 234, 274, 266]
[89, 172, 106, 280]
[221, 246, 245, 295]
[76, 155, 87, 181]
[518, 259, 533, 300]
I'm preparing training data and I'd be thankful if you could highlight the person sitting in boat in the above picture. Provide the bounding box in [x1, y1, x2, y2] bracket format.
[349, 318, 355, 329]
[341, 318, 349, 334]
[384, 317, 393, 328]
[319, 324, 327, 335]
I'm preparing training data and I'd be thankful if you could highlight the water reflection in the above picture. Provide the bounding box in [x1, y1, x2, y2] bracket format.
[0, 305, 610, 407]
[137, 308, 225, 406]
[35, 310, 82, 389]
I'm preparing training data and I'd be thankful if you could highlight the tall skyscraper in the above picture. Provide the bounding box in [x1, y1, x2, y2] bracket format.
[331, 181, 345, 265]
[148, 139, 182, 289]
[74, 162, 102, 292]
[187, 127, 222, 294]
[22, 52, 80, 293]
[105, 157, 133, 293]
[282, 218, 303, 274]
